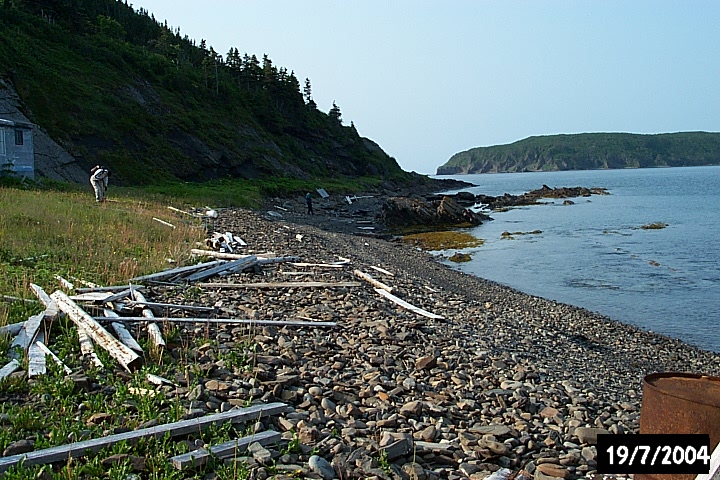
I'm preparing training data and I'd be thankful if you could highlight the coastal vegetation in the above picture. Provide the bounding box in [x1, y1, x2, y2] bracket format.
[401, 230, 484, 251]
[437, 132, 720, 174]
[0, 0, 418, 187]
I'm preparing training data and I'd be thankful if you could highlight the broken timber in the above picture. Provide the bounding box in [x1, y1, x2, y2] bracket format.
[35, 341, 72, 375]
[0, 403, 289, 473]
[0, 321, 25, 337]
[128, 260, 225, 283]
[11, 284, 59, 357]
[369, 265, 394, 277]
[171, 430, 281, 470]
[51, 291, 143, 372]
[124, 300, 215, 313]
[152, 217, 176, 229]
[373, 288, 445, 320]
[131, 290, 165, 349]
[94, 317, 337, 327]
[109, 320, 144, 353]
[353, 269, 393, 293]
[77, 326, 104, 368]
[197, 281, 360, 289]
[75, 285, 146, 294]
[184, 255, 258, 283]
[27, 331, 47, 377]
[0, 359, 20, 381]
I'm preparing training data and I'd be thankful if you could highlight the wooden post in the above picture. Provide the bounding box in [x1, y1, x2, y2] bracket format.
[353, 269, 393, 292]
[184, 256, 258, 282]
[35, 341, 72, 375]
[0, 359, 20, 380]
[171, 430, 281, 470]
[95, 317, 337, 327]
[10, 312, 44, 355]
[50, 291, 143, 372]
[373, 288, 445, 319]
[128, 260, 225, 283]
[132, 291, 165, 350]
[77, 326, 104, 368]
[27, 330, 47, 377]
[0, 403, 288, 473]
[0, 322, 25, 337]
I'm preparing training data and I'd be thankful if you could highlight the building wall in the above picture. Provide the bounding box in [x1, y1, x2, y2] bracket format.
[0, 123, 34, 180]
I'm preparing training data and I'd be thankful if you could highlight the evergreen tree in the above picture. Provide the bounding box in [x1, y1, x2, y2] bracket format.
[329, 101, 342, 125]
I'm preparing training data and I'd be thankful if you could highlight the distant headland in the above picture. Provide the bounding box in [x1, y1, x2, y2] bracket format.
[436, 132, 720, 175]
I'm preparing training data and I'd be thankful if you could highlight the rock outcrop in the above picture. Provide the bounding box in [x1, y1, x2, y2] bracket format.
[381, 196, 490, 230]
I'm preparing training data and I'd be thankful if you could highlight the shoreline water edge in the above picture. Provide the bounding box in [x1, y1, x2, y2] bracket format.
[189, 204, 720, 479]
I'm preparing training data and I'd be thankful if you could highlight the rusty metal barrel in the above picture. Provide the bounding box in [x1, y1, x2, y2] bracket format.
[637, 372, 720, 480]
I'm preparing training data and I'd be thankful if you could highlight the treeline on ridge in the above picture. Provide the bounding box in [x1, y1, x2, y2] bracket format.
[0, 0, 410, 185]
[437, 132, 720, 174]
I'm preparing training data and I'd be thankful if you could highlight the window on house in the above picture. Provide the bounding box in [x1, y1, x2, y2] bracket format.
[14, 129, 23, 146]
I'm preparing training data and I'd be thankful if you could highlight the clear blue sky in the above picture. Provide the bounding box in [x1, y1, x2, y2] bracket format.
[131, 1, 720, 174]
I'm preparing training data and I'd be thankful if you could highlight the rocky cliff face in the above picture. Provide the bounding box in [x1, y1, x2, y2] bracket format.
[0, 80, 88, 184]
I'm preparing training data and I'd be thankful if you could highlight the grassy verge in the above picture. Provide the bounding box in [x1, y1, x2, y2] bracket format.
[1, 184, 284, 478]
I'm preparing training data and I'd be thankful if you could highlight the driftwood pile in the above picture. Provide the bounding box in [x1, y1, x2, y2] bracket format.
[0, 225, 454, 476]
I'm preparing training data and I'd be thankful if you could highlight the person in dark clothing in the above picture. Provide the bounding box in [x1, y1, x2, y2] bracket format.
[305, 192, 314, 215]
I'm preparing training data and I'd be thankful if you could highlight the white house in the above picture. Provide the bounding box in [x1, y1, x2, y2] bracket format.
[0, 118, 34, 179]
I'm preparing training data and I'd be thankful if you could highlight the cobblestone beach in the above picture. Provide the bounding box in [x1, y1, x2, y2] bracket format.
[156, 206, 720, 480]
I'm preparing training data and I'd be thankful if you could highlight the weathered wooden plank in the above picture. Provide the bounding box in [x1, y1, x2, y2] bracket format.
[0, 321, 25, 337]
[0, 403, 289, 473]
[50, 291, 143, 372]
[128, 260, 225, 283]
[94, 317, 337, 327]
[184, 256, 258, 283]
[369, 265, 394, 277]
[191, 248, 251, 260]
[171, 430, 281, 470]
[131, 291, 165, 349]
[0, 359, 20, 381]
[29, 284, 57, 313]
[75, 324, 104, 368]
[152, 217, 176, 229]
[35, 340, 72, 375]
[101, 289, 134, 304]
[256, 256, 301, 265]
[54, 275, 74, 290]
[373, 288, 445, 320]
[1, 295, 37, 304]
[75, 285, 146, 294]
[111, 322, 144, 353]
[353, 269, 393, 293]
[11, 312, 44, 354]
[197, 281, 361, 289]
[70, 292, 114, 302]
[124, 300, 215, 313]
[27, 331, 47, 377]
[168, 206, 198, 217]
[290, 262, 345, 268]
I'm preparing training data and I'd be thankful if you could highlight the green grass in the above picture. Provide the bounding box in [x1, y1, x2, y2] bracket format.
[0, 184, 278, 478]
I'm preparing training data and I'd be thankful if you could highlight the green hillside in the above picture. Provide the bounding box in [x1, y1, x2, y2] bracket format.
[437, 132, 720, 174]
[0, 0, 417, 186]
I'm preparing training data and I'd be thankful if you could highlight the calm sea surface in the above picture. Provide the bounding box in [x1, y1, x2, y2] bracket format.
[435, 166, 720, 353]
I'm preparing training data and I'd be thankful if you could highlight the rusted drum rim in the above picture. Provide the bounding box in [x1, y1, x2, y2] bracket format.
[643, 372, 720, 409]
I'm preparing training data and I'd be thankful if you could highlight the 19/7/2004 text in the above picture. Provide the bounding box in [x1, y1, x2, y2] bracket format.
[597, 434, 711, 474]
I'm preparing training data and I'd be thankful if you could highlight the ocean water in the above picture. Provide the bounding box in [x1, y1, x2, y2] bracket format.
[435, 166, 720, 353]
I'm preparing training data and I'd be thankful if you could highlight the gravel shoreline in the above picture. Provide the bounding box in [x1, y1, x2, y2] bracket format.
[188, 206, 720, 479]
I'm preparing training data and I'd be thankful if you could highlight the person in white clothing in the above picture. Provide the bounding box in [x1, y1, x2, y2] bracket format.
[90, 165, 109, 202]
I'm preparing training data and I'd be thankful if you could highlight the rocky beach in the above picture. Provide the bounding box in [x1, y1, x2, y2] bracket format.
[3, 190, 719, 480]
[161, 200, 719, 479]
